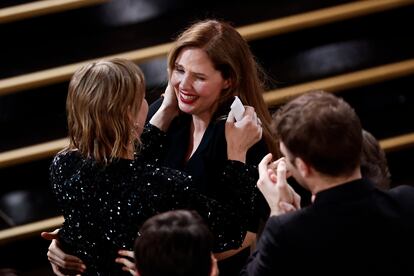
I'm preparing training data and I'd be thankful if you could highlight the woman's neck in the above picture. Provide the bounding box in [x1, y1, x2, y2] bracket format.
[185, 114, 212, 161]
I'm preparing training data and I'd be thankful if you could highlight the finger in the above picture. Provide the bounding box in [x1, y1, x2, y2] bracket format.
[276, 160, 287, 185]
[48, 257, 84, 273]
[116, 257, 136, 270]
[48, 254, 85, 272]
[268, 168, 277, 183]
[50, 240, 83, 263]
[252, 111, 257, 122]
[48, 241, 85, 270]
[258, 153, 273, 177]
[257, 153, 273, 189]
[51, 264, 66, 276]
[279, 201, 296, 213]
[226, 110, 235, 123]
[244, 106, 254, 116]
[118, 250, 135, 259]
[269, 157, 285, 171]
[121, 265, 138, 276]
[41, 228, 60, 240]
[293, 192, 301, 209]
[165, 82, 174, 95]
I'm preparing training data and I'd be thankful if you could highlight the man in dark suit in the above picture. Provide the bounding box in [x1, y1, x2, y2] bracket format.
[241, 91, 414, 275]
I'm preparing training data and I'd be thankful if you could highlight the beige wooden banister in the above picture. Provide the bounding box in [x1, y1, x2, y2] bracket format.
[0, 138, 69, 168]
[1, 0, 413, 96]
[0, 0, 108, 24]
[380, 133, 414, 153]
[263, 59, 414, 106]
[0, 216, 63, 245]
[237, 0, 414, 41]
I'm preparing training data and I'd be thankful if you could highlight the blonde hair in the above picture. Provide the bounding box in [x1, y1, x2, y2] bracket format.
[168, 19, 278, 156]
[66, 58, 146, 164]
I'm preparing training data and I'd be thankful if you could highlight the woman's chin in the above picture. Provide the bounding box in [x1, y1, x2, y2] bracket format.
[178, 102, 195, 115]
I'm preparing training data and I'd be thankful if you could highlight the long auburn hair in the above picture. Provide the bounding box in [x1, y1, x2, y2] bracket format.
[66, 58, 146, 164]
[168, 19, 278, 156]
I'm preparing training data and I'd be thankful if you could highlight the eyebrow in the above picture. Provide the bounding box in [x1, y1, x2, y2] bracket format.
[174, 62, 207, 78]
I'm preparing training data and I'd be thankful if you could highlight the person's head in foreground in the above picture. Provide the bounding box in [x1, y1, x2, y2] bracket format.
[134, 210, 218, 276]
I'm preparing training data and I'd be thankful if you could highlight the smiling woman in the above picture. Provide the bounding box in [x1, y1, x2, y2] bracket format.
[145, 19, 279, 275]
[171, 48, 230, 122]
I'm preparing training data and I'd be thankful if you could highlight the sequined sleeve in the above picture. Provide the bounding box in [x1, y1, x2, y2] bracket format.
[136, 166, 248, 252]
[219, 160, 269, 231]
[138, 123, 167, 164]
[220, 160, 259, 209]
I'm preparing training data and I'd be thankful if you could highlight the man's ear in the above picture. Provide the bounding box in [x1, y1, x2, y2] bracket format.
[295, 157, 310, 178]
[210, 253, 219, 276]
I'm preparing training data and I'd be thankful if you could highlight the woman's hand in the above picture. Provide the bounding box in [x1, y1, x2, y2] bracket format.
[257, 154, 301, 216]
[225, 106, 262, 163]
[115, 250, 138, 275]
[41, 229, 86, 275]
[150, 83, 179, 132]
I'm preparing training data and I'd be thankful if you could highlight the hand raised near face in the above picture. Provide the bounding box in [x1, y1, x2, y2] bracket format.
[150, 83, 180, 132]
[257, 154, 301, 216]
[225, 106, 262, 163]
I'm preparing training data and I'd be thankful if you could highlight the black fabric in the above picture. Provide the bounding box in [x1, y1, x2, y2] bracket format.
[51, 125, 253, 275]
[148, 98, 270, 275]
[242, 179, 414, 275]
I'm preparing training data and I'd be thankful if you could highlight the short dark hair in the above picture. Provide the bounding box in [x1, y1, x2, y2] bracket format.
[134, 210, 213, 276]
[273, 90, 362, 176]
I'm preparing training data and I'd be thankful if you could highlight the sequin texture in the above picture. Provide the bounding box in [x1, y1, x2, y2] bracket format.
[51, 125, 251, 275]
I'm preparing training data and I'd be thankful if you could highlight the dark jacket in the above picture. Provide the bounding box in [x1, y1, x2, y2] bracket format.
[241, 179, 414, 275]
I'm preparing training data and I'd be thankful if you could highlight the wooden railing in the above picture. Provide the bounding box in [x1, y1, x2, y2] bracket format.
[0, 138, 69, 168]
[380, 133, 414, 153]
[0, 0, 108, 24]
[1, 0, 413, 96]
[263, 59, 414, 106]
[0, 216, 63, 245]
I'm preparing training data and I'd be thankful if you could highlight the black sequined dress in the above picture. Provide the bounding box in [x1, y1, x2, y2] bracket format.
[51, 125, 257, 275]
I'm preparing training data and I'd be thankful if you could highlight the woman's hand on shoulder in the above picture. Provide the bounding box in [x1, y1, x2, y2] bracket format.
[225, 106, 262, 163]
